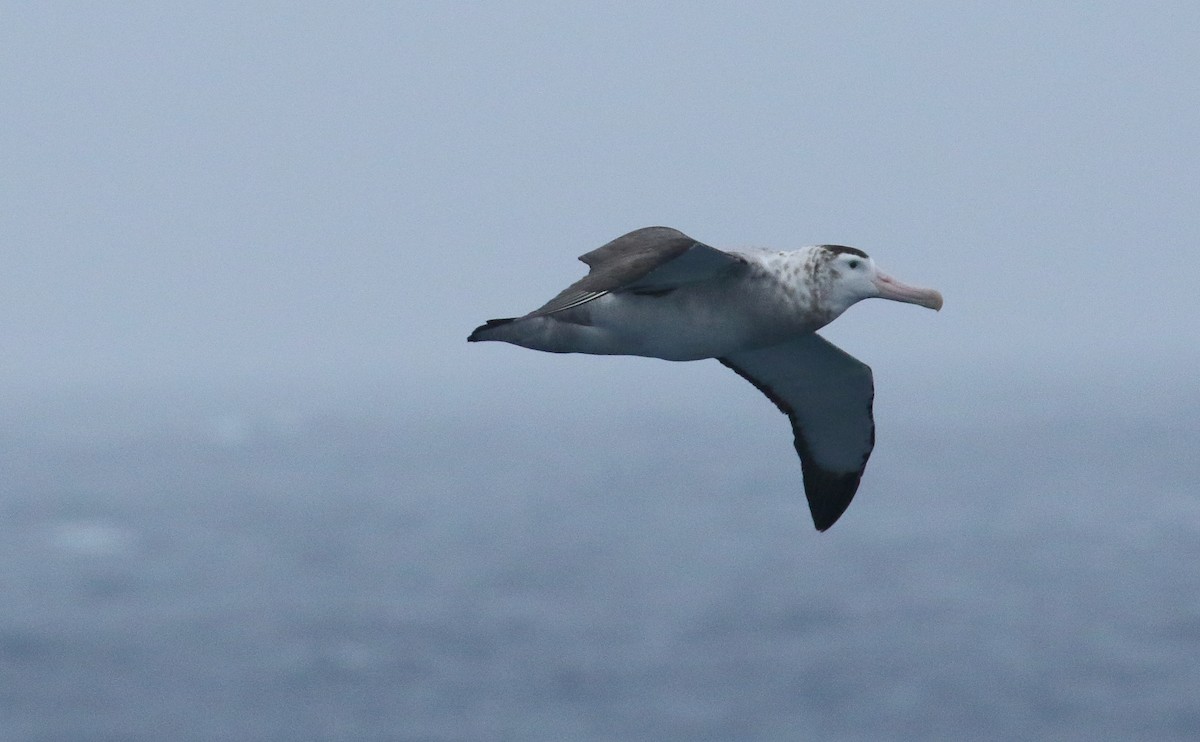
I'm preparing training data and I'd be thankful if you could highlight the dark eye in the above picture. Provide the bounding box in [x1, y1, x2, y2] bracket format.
[848, 259, 860, 269]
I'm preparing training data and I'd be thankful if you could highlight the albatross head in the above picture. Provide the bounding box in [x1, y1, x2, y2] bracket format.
[818, 245, 944, 315]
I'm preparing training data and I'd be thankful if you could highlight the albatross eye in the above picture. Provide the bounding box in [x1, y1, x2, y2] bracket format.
[847, 259, 860, 269]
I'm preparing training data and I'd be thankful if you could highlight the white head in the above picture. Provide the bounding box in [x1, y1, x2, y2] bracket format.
[814, 245, 943, 317]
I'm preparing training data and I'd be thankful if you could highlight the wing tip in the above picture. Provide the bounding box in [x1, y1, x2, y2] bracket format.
[805, 467, 864, 531]
[800, 443, 866, 532]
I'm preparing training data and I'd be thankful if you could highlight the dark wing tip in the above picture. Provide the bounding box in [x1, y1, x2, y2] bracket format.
[467, 317, 515, 342]
[800, 465, 864, 531]
[794, 421, 870, 531]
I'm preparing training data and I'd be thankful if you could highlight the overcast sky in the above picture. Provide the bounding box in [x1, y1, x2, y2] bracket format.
[3, 3, 1196, 423]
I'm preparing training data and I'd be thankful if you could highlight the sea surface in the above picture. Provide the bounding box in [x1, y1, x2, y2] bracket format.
[1, 390, 1198, 741]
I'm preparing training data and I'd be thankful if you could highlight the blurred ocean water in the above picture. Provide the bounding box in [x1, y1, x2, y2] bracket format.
[1, 396, 1198, 741]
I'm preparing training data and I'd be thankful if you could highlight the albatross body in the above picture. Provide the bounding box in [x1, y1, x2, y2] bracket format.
[469, 227, 942, 531]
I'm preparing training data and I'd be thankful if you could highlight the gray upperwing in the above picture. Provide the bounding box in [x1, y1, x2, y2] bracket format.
[529, 226, 745, 317]
[719, 333, 876, 532]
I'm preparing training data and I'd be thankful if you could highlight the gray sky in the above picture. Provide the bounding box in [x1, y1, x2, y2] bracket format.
[3, 3, 1197, 422]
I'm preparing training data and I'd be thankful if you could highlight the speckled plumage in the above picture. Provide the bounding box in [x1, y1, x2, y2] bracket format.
[474, 244, 852, 361]
[469, 227, 942, 531]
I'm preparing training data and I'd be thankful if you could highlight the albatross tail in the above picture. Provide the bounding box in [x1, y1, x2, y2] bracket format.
[467, 318, 517, 342]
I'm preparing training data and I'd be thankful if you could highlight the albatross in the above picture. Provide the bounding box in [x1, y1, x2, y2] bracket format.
[468, 227, 942, 531]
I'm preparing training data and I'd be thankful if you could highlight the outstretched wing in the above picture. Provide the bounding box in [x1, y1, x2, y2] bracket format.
[530, 226, 746, 316]
[719, 334, 876, 531]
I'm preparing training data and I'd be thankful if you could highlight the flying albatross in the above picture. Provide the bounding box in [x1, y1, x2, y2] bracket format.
[468, 227, 943, 531]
